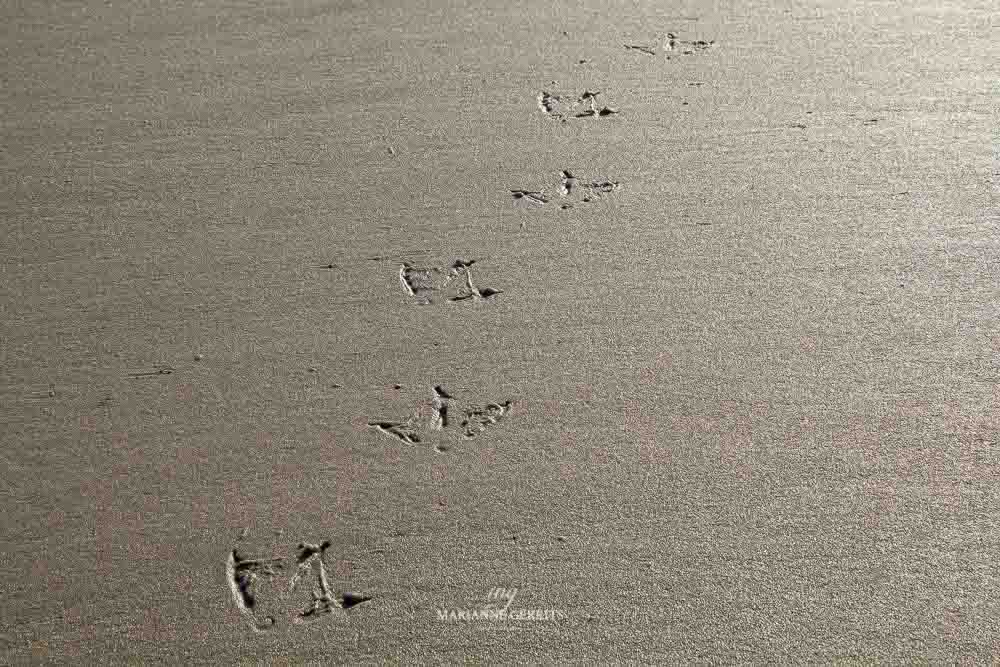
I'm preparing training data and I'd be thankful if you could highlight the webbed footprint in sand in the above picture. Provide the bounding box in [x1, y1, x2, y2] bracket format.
[624, 32, 715, 58]
[536, 89, 618, 122]
[511, 170, 622, 210]
[398, 259, 500, 305]
[367, 386, 516, 450]
[226, 540, 372, 632]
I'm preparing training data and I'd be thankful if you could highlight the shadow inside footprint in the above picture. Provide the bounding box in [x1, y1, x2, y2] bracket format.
[368, 421, 422, 444]
[339, 593, 373, 609]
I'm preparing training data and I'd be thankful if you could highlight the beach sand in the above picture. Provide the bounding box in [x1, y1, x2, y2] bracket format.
[2, 0, 999, 661]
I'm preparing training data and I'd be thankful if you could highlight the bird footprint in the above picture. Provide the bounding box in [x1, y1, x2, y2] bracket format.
[399, 260, 501, 304]
[368, 386, 515, 450]
[537, 90, 618, 122]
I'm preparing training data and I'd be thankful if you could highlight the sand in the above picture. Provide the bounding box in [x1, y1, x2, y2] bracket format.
[2, 0, 999, 662]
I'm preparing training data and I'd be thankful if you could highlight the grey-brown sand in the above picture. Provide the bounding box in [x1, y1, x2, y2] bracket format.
[2, 0, 999, 662]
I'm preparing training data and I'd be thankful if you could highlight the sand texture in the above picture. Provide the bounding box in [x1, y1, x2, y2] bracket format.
[2, 0, 999, 662]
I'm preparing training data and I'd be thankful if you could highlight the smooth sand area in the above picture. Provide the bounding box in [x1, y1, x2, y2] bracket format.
[2, 0, 998, 661]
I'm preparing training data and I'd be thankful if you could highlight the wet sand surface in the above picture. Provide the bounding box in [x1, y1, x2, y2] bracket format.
[2, 0, 999, 661]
